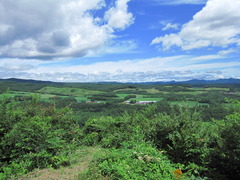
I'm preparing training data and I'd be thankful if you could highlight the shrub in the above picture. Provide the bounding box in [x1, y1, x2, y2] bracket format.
[87, 142, 180, 180]
[211, 110, 240, 179]
[0, 94, 82, 178]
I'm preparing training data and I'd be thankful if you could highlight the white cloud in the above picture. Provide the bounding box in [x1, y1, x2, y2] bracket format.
[101, 40, 138, 54]
[151, 0, 240, 51]
[151, 34, 183, 50]
[190, 55, 224, 61]
[1, 54, 239, 82]
[1, 63, 34, 71]
[218, 48, 238, 55]
[162, 23, 179, 31]
[104, 0, 134, 30]
[0, 0, 134, 60]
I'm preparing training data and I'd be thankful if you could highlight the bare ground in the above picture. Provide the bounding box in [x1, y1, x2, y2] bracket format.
[18, 147, 102, 180]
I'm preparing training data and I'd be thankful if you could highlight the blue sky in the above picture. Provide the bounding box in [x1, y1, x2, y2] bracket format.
[0, 0, 239, 82]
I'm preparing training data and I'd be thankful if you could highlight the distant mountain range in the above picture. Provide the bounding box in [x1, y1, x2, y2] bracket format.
[141, 78, 240, 85]
[0, 78, 54, 84]
[0, 78, 240, 84]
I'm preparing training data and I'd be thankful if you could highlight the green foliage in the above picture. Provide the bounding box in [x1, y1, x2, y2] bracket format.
[86, 142, 178, 180]
[50, 96, 77, 108]
[123, 94, 136, 101]
[0, 93, 82, 178]
[38, 86, 103, 97]
[1, 82, 240, 179]
[133, 106, 219, 177]
[0, 81, 46, 92]
[81, 106, 210, 178]
[89, 93, 119, 101]
[81, 102, 239, 179]
[210, 105, 240, 179]
[0, 162, 27, 179]
[83, 116, 132, 148]
[70, 101, 144, 118]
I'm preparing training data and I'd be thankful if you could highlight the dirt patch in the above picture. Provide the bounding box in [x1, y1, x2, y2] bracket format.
[19, 147, 102, 180]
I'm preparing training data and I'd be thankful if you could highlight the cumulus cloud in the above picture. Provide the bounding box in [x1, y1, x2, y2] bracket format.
[153, 0, 207, 5]
[151, 0, 240, 50]
[0, 0, 134, 60]
[104, 0, 134, 30]
[152, 34, 183, 50]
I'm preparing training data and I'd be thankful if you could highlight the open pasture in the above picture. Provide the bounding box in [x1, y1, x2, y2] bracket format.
[38, 86, 103, 96]
[1, 83, 239, 107]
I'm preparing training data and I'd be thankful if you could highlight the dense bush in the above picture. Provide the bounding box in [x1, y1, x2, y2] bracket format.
[210, 109, 240, 179]
[123, 95, 136, 101]
[81, 103, 240, 179]
[0, 94, 82, 179]
[89, 93, 118, 101]
[1, 91, 240, 179]
[89, 142, 180, 180]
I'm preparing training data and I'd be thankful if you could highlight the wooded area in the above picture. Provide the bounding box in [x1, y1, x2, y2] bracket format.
[0, 79, 240, 179]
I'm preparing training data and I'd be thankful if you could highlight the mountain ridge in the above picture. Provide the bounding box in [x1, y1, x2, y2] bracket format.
[0, 78, 240, 84]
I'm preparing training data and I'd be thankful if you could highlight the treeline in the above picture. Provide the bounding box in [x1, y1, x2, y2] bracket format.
[0, 93, 240, 179]
[2, 78, 240, 93]
[0, 82, 46, 93]
[48, 92, 232, 122]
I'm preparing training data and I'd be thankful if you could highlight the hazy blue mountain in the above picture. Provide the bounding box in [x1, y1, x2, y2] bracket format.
[0, 78, 240, 85]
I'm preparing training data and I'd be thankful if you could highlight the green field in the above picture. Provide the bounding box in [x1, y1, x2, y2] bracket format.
[38, 86, 103, 96]
[131, 94, 163, 102]
[1, 83, 239, 107]
[116, 94, 130, 98]
[175, 91, 205, 95]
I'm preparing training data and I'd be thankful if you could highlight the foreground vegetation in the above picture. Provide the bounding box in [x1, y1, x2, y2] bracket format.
[0, 80, 240, 179]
